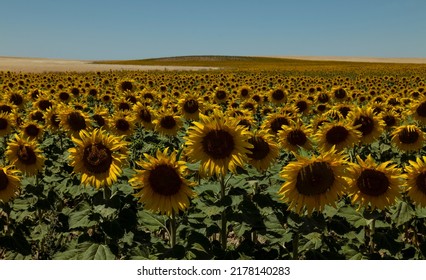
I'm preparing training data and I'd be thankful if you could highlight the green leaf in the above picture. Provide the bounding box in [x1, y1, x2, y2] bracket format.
[138, 210, 168, 232]
[79, 243, 116, 260]
[391, 201, 414, 226]
[68, 208, 97, 229]
[337, 206, 366, 228]
[300, 232, 322, 251]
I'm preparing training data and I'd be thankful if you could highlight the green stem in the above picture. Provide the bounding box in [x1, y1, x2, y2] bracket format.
[220, 174, 227, 250]
[369, 218, 376, 254]
[170, 209, 177, 248]
[293, 232, 299, 260]
[103, 186, 111, 201]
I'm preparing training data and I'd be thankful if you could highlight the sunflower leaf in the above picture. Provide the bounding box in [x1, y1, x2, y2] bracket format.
[80, 243, 116, 260]
[336, 206, 366, 228]
[391, 200, 415, 227]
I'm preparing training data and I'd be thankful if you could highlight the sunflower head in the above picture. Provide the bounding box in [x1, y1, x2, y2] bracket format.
[68, 129, 128, 188]
[405, 156, 426, 207]
[0, 165, 22, 203]
[391, 124, 425, 152]
[278, 147, 349, 215]
[247, 130, 279, 171]
[315, 121, 361, 152]
[184, 110, 253, 177]
[130, 148, 195, 216]
[347, 155, 404, 210]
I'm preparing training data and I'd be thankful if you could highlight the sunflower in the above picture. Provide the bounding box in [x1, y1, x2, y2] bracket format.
[116, 79, 136, 93]
[153, 109, 182, 137]
[261, 111, 292, 135]
[315, 121, 362, 152]
[348, 107, 385, 144]
[331, 86, 348, 101]
[411, 97, 426, 125]
[91, 105, 109, 129]
[237, 85, 252, 100]
[213, 87, 229, 104]
[379, 109, 400, 130]
[0, 165, 21, 203]
[44, 107, 61, 133]
[0, 112, 14, 137]
[133, 102, 156, 130]
[178, 92, 203, 120]
[59, 106, 91, 137]
[20, 121, 44, 140]
[130, 148, 195, 216]
[6, 134, 45, 176]
[247, 130, 280, 171]
[391, 124, 425, 152]
[278, 121, 313, 153]
[5, 90, 26, 109]
[68, 129, 128, 188]
[269, 87, 287, 105]
[278, 147, 349, 215]
[184, 110, 253, 177]
[405, 156, 426, 206]
[293, 96, 311, 115]
[346, 155, 403, 210]
[114, 97, 133, 112]
[109, 111, 135, 137]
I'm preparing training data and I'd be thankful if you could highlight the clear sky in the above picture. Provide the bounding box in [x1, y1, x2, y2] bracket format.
[1, 0, 425, 60]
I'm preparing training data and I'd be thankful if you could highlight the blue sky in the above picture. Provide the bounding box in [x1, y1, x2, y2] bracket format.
[1, 0, 425, 60]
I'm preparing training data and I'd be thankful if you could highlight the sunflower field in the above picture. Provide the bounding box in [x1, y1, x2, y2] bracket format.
[2, 57, 426, 260]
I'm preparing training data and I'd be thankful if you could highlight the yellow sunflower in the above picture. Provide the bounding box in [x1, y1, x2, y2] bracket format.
[184, 110, 253, 177]
[411, 97, 426, 125]
[346, 155, 404, 210]
[405, 156, 426, 207]
[269, 87, 287, 105]
[44, 107, 61, 133]
[130, 148, 195, 216]
[391, 124, 425, 152]
[68, 129, 128, 188]
[0, 165, 21, 203]
[20, 121, 44, 141]
[109, 111, 135, 137]
[6, 134, 45, 176]
[133, 102, 156, 130]
[278, 147, 349, 215]
[0, 112, 14, 137]
[260, 111, 292, 135]
[153, 109, 182, 137]
[278, 121, 313, 153]
[247, 130, 280, 171]
[348, 107, 385, 144]
[91, 105, 109, 129]
[315, 121, 362, 152]
[59, 106, 91, 137]
[178, 92, 203, 120]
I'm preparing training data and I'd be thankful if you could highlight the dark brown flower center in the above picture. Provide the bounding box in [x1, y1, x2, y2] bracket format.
[120, 81, 133, 92]
[338, 107, 351, 118]
[382, 115, 396, 127]
[326, 126, 349, 144]
[25, 124, 40, 137]
[50, 114, 60, 128]
[357, 169, 389, 196]
[296, 161, 335, 195]
[398, 128, 420, 144]
[0, 104, 13, 114]
[67, 112, 87, 131]
[416, 102, 426, 117]
[354, 115, 374, 136]
[183, 99, 199, 114]
[318, 93, 329, 103]
[215, 90, 227, 100]
[160, 116, 176, 129]
[139, 108, 152, 123]
[240, 88, 249, 97]
[202, 129, 235, 159]
[83, 143, 112, 174]
[296, 100, 308, 113]
[287, 129, 307, 146]
[38, 100, 53, 111]
[272, 89, 285, 101]
[248, 136, 270, 160]
[115, 119, 130, 131]
[0, 118, 9, 130]
[415, 172, 426, 195]
[17, 145, 37, 165]
[0, 170, 9, 191]
[59, 92, 70, 101]
[10, 93, 24, 106]
[148, 164, 182, 196]
[93, 115, 105, 127]
[334, 88, 346, 99]
[118, 102, 131, 111]
[270, 117, 289, 133]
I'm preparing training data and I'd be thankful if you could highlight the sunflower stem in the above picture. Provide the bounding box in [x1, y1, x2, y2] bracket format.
[292, 231, 299, 260]
[369, 218, 376, 254]
[170, 209, 177, 248]
[103, 186, 111, 201]
[220, 174, 227, 250]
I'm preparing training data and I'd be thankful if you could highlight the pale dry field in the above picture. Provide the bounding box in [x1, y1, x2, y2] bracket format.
[1, 56, 425, 73]
[0, 57, 217, 73]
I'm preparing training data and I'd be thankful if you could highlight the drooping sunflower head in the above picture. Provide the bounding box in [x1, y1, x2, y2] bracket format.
[315, 121, 362, 152]
[347, 155, 404, 211]
[5, 134, 45, 176]
[278, 147, 349, 215]
[129, 147, 195, 216]
[184, 110, 253, 177]
[68, 129, 128, 188]
[0, 165, 21, 203]
[405, 156, 426, 207]
[391, 124, 425, 152]
[247, 130, 280, 171]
